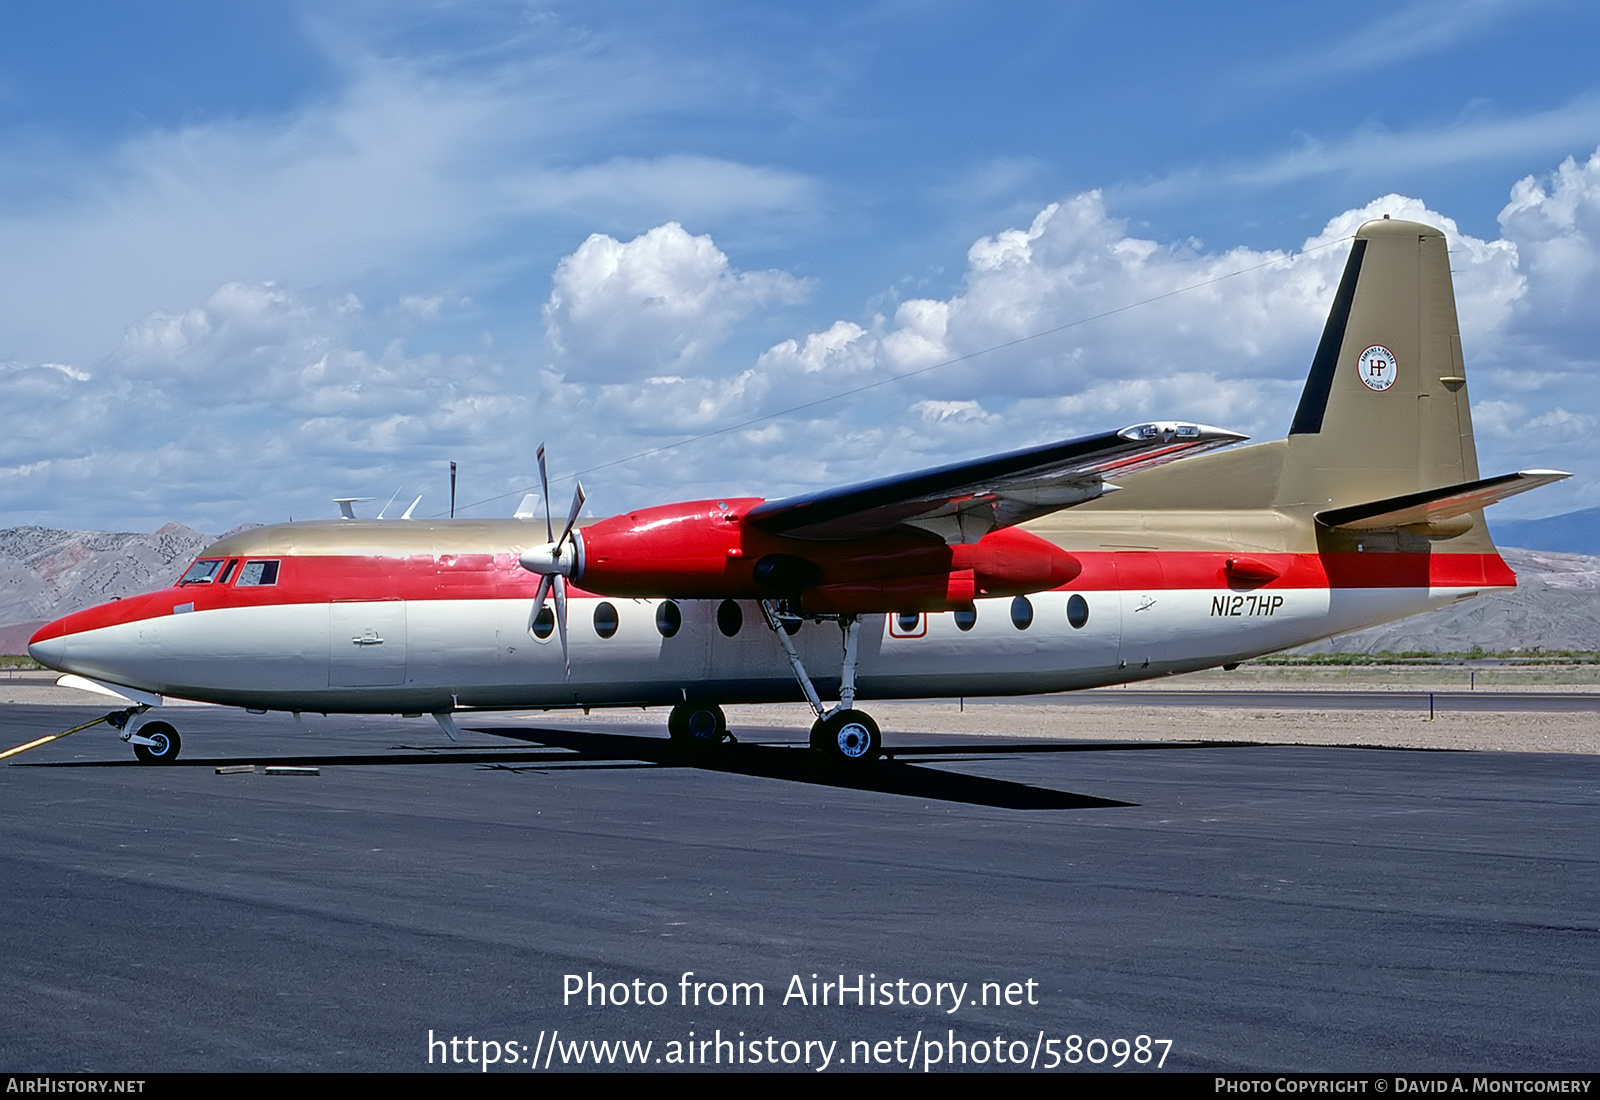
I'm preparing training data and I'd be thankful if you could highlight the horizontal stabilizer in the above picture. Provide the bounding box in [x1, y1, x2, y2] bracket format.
[748, 422, 1245, 542]
[1315, 470, 1570, 531]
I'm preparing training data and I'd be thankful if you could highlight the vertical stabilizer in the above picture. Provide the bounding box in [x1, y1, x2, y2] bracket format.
[1277, 219, 1479, 515]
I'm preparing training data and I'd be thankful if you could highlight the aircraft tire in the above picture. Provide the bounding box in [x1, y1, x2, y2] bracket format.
[668, 702, 727, 748]
[815, 709, 881, 765]
[132, 721, 181, 765]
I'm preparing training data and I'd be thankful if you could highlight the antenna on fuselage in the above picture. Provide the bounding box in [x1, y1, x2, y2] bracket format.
[376, 487, 404, 519]
[450, 461, 458, 518]
[333, 497, 373, 520]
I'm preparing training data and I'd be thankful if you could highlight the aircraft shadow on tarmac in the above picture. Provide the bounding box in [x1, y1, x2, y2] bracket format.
[0, 722, 1273, 809]
[456, 725, 1141, 810]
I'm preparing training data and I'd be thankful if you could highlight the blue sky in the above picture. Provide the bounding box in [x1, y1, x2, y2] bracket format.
[3, 0, 1600, 532]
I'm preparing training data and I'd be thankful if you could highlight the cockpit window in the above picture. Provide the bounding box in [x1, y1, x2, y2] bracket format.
[218, 559, 238, 585]
[235, 560, 280, 587]
[178, 559, 224, 585]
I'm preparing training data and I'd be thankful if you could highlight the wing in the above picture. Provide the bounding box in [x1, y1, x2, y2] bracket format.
[744, 422, 1246, 543]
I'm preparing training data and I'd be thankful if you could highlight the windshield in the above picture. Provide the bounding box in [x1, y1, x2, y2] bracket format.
[177, 559, 223, 586]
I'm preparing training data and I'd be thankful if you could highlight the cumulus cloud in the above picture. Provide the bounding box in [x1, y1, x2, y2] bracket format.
[1499, 151, 1600, 323]
[11, 149, 1600, 530]
[544, 222, 809, 381]
[611, 170, 1585, 504]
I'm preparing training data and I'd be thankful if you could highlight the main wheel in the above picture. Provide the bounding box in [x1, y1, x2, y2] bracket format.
[668, 702, 727, 748]
[132, 721, 181, 765]
[814, 709, 880, 765]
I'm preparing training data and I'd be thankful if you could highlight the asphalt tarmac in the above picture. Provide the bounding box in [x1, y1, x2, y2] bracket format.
[1, 703, 1594, 1073]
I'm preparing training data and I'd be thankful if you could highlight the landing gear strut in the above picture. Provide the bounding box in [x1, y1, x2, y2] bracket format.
[761, 601, 882, 765]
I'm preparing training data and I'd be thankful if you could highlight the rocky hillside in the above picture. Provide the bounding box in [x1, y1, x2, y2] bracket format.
[0, 524, 213, 652]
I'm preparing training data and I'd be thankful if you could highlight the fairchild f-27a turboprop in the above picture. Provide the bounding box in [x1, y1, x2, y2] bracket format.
[26, 218, 1568, 766]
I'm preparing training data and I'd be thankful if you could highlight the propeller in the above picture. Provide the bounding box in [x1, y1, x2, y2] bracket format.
[519, 444, 586, 676]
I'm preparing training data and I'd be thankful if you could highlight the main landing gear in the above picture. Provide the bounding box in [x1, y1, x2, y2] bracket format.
[668, 701, 728, 750]
[761, 601, 882, 766]
[809, 708, 881, 763]
[664, 603, 883, 765]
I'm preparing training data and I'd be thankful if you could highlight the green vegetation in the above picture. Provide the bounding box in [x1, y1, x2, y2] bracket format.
[0, 655, 41, 669]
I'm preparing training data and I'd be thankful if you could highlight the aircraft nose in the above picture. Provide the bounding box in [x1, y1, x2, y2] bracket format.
[27, 620, 70, 671]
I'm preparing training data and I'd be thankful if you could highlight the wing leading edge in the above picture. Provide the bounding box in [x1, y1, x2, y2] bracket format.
[745, 422, 1246, 543]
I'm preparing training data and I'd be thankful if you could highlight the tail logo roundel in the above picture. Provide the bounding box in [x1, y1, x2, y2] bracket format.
[1357, 345, 1398, 392]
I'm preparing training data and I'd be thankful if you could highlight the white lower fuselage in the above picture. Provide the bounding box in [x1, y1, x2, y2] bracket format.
[31, 583, 1477, 715]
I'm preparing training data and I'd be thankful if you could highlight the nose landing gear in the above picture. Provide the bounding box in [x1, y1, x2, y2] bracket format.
[127, 719, 181, 764]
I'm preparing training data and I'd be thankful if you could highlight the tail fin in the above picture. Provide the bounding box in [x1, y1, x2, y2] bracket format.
[1276, 217, 1480, 514]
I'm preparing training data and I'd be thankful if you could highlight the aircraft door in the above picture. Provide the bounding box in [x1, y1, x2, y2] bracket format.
[329, 600, 408, 687]
[1113, 553, 1168, 674]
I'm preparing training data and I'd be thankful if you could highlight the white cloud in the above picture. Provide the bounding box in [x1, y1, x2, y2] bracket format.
[544, 222, 809, 381]
[1268, 0, 1528, 81]
[0, 52, 822, 370]
[11, 149, 1600, 530]
[1499, 149, 1600, 321]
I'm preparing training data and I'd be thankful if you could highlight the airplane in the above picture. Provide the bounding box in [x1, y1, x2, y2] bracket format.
[25, 217, 1569, 766]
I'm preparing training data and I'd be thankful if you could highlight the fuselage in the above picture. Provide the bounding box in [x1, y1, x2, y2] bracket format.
[27, 504, 1514, 715]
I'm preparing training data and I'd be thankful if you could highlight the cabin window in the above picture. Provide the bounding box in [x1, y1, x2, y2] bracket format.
[656, 600, 682, 638]
[531, 606, 555, 640]
[953, 607, 977, 631]
[717, 599, 743, 637]
[1067, 594, 1089, 629]
[895, 611, 920, 633]
[235, 560, 281, 587]
[178, 559, 223, 585]
[593, 602, 619, 639]
[1010, 596, 1034, 630]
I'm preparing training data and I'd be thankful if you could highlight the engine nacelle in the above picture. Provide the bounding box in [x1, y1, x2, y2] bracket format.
[571, 498, 1080, 611]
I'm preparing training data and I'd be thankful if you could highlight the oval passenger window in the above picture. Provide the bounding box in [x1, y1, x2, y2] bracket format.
[531, 606, 555, 640]
[656, 600, 682, 638]
[1010, 596, 1033, 630]
[1067, 594, 1089, 629]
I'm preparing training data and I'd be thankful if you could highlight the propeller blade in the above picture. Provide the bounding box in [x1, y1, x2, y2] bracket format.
[554, 574, 570, 679]
[556, 482, 587, 558]
[529, 572, 553, 634]
[524, 447, 581, 681]
[537, 444, 553, 544]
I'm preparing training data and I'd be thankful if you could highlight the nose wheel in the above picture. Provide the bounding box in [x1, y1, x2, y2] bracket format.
[130, 720, 181, 764]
